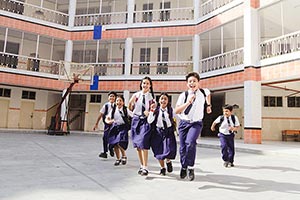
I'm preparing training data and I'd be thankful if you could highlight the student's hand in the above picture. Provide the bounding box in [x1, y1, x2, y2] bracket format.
[187, 93, 196, 104]
[144, 110, 149, 117]
[206, 106, 212, 114]
[93, 124, 98, 131]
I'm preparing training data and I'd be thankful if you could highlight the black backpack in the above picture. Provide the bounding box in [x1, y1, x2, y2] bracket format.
[217, 115, 237, 133]
[152, 106, 176, 131]
[110, 105, 132, 129]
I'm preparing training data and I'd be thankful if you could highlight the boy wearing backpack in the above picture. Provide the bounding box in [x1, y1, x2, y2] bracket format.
[211, 104, 240, 168]
[93, 91, 117, 159]
[175, 72, 212, 181]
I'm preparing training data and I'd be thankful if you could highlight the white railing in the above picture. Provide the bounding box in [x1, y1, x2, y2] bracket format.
[0, 52, 61, 75]
[131, 61, 193, 75]
[200, 48, 243, 72]
[134, 7, 194, 23]
[93, 63, 125, 76]
[260, 31, 300, 59]
[74, 12, 127, 26]
[201, 0, 234, 16]
[0, 0, 69, 25]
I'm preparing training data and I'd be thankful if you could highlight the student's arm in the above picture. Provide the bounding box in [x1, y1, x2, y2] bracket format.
[210, 121, 217, 131]
[93, 113, 103, 131]
[147, 103, 156, 124]
[128, 94, 136, 111]
[104, 111, 114, 125]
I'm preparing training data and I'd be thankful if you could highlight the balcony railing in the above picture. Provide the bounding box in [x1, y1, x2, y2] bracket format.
[134, 7, 194, 23]
[74, 12, 127, 26]
[201, 0, 234, 16]
[260, 31, 300, 59]
[131, 61, 193, 75]
[0, 52, 60, 75]
[0, 0, 69, 25]
[200, 48, 243, 72]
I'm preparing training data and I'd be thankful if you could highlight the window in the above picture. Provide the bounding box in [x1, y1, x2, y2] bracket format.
[139, 48, 151, 74]
[22, 91, 36, 100]
[142, 3, 153, 22]
[157, 47, 169, 74]
[90, 94, 102, 103]
[160, 2, 171, 21]
[287, 96, 300, 107]
[264, 96, 282, 107]
[0, 88, 11, 98]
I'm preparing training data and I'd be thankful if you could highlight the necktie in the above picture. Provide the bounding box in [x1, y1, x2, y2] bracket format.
[161, 110, 168, 129]
[184, 92, 195, 115]
[119, 110, 124, 117]
[141, 94, 146, 116]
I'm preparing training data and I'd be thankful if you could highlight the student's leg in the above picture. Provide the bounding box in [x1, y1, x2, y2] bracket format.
[102, 128, 109, 153]
[113, 145, 121, 166]
[158, 159, 166, 175]
[227, 134, 235, 165]
[219, 134, 228, 161]
[178, 121, 188, 168]
[184, 122, 202, 167]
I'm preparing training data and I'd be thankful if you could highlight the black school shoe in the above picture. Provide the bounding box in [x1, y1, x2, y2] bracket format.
[141, 169, 149, 176]
[109, 149, 115, 157]
[188, 169, 195, 181]
[166, 161, 173, 173]
[99, 152, 108, 158]
[160, 168, 166, 176]
[114, 160, 121, 166]
[180, 168, 187, 179]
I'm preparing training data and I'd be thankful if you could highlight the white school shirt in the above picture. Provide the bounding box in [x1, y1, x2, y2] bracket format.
[100, 102, 115, 114]
[213, 115, 240, 135]
[107, 107, 133, 125]
[147, 107, 173, 128]
[132, 91, 154, 116]
[176, 88, 210, 122]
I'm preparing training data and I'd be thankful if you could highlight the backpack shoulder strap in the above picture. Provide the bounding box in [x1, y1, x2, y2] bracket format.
[102, 104, 109, 123]
[219, 115, 224, 124]
[199, 88, 206, 97]
[184, 91, 188, 103]
[231, 115, 236, 126]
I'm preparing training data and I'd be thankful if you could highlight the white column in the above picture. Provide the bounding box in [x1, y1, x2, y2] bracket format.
[127, 0, 135, 25]
[124, 37, 133, 76]
[68, 0, 77, 27]
[244, 2, 259, 67]
[123, 90, 130, 106]
[64, 40, 73, 78]
[193, 0, 200, 21]
[193, 34, 200, 73]
[244, 81, 261, 129]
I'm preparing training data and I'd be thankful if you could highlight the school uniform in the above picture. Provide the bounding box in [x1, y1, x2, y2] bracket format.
[131, 91, 154, 150]
[99, 102, 115, 153]
[107, 107, 133, 150]
[176, 88, 210, 168]
[213, 115, 240, 164]
[148, 106, 177, 160]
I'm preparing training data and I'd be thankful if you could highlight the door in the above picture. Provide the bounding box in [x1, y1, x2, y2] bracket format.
[0, 99, 9, 128]
[19, 101, 34, 129]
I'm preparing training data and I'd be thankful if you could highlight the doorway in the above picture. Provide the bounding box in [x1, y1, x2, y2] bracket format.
[68, 94, 86, 131]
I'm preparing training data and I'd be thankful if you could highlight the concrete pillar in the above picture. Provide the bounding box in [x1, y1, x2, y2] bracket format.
[193, 0, 200, 20]
[123, 90, 130, 106]
[193, 34, 200, 73]
[63, 40, 73, 79]
[124, 37, 133, 76]
[127, 0, 135, 25]
[243, 0, 261, 144]
[68, 0, 76, 27]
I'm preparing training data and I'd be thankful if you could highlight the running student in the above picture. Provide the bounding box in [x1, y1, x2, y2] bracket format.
[175, 72, 212, 181]
[93, 91, 117, 159]
[148, 93, 177, 176]
[211, 104, 240, 168]
[105, 95, 133, 166]
[128, 76, 155, 176]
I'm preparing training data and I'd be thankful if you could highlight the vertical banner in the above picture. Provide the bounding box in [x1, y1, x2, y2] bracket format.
[93, 25, 102, 40]
[90, 75, 99, 90]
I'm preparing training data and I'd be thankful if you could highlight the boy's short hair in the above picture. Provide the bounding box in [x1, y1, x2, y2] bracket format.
[108, 91, 117, 97]
[186, 72, 200, 81]
[223, 104, 233, 111]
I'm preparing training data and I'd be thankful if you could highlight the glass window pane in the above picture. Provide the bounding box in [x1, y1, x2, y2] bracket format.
[200, 32, 209, 59]
[210, 27, 221, 56]
[22, 33, 38, 57]
[6, 29, 22, 54]
[52, 39, 65, 61]
[38, 36, 52, 60]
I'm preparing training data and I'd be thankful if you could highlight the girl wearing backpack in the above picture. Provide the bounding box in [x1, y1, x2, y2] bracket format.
[148, 93, 177, 175]
[105, 95, 133, 166]
[128, 76, 155, 176]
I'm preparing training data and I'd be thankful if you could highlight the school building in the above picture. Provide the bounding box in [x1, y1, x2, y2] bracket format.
[0, 0, 299, 143]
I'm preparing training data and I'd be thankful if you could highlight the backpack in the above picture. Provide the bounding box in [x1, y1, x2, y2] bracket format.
[102, 104, 110, 125]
